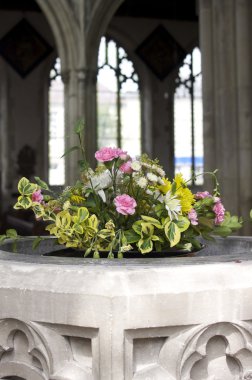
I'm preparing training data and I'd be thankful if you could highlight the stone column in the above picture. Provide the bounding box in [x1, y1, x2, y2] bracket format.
[62, 69, 80, 185]
[235, 0, 252, 234]
[199, 3, 235, 211]
[84, 68, 98, 168]
[199, 0, 217, 177]
[200, 0, 252, 232]
[0, 62, 12, 212]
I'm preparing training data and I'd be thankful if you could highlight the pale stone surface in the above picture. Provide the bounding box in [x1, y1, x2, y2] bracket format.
[0, 237, 252, 379]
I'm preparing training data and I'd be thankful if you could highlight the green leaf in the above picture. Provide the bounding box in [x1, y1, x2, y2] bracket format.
[88, 214, 99, 230]
[221, 213, 243, 230]
[17, 196, 33, 209]
[124, 229, 140, 243]
[73, 224, 84, 234]
[250, 209, 252, 220]
[0, 235, 7, 244]
[77, 207, 89, 223]
[6, 229, 18, 238]
[175, 216, 190, 232]
[61, 146, 79, 158]
[34, 176, 49, 190]
[171, 181, 177, 194]
[93, 250, 100, 259]
[32, 236, 43, 250]
[198, 217, 214, 230]
[84, 247, 92, 257]
[164, 222, 181, 247]
[132, 221, 142, 235]
[98, 229, 113, 239]
[141, 223, 154, 238]
[74, 119, 85, 134]
[137, 238, 153, 254]
[17, 177, 36, 196]
[214, 226, 232, 237]
[141, 215, 162, 228]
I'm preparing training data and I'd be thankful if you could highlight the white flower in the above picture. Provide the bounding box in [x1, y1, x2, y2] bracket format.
[131, 161, 142, 171]
[98, 190, 106, 202]
[157, 177, 165, 185]
[147, 173, 158, 182]
[137, 177, 148, 188]
[156, 167, 165, 177]
[164, 191, 181, 220]
[90, 170, 112, 190]
[142, 162, 152, 169]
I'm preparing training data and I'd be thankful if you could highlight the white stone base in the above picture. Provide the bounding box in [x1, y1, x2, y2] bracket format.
[0, 236, 252, 379]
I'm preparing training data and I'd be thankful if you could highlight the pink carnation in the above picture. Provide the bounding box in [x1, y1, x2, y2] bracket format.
[114, 194, 137, 215]
[32, 189, 43, 203]
[195, 191, 211, 199]
[95, 147, 127, 162]
[188, 209, 198, 225]
[213, 199, 225, 225]
[119, 161, 133, 174]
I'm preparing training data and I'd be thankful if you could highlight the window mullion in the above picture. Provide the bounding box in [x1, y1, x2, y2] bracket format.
[116, 46, 122, 148]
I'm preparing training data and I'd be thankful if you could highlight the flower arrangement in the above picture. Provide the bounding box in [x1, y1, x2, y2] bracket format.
[1, 123, 242, 258]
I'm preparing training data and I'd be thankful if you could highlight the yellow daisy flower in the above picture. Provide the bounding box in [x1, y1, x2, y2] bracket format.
[158, 178, 171, 194]
[173, 173, 195, 213]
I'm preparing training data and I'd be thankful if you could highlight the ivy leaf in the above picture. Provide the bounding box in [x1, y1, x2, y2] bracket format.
[17, 196, 32, 209]
[17, 177, 36, 196]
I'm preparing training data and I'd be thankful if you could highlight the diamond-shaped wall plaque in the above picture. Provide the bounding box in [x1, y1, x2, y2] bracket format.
[136, 25, 186, 80]
[0, 18, 53, 78]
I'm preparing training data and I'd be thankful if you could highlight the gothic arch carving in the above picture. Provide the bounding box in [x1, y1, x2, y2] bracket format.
[86, 0, 124, 68]
[130, 322, 252, 379]
[0, 318, 92, 380]
[35, 0, 78, 73]
[179, 322, 252, 380]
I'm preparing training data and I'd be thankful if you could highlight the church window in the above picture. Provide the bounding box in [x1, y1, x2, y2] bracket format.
[97, 36, 141, 156]
[174, 47, 203, 185]
[49, 58, 65, 185]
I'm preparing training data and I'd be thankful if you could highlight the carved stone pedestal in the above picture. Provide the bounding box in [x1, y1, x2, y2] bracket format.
[0, 236, 252, 379]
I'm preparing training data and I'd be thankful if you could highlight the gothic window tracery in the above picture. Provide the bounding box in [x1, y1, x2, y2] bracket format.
[49, 57, 65, 185]
[97, 36, 141, 156]
[174, 47, 203, 185]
